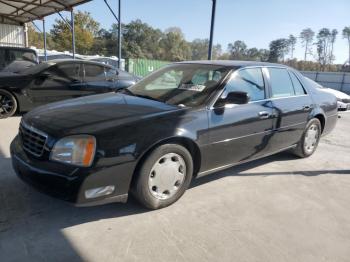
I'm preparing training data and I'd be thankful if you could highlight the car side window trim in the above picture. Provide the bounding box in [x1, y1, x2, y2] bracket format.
[209, 66, 268, 109]
[288, 70, 308, 95]
[264, 66, 309, 100]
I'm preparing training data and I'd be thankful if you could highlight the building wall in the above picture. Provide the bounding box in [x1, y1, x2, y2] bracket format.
[301, 71, 350, 95]
[0, 23, 25, 47]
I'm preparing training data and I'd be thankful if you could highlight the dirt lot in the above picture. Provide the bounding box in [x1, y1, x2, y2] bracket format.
[0, 113, 349, 262]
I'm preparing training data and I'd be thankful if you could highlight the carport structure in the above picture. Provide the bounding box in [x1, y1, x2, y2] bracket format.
[0, 0, 218, 67]
[0, 0, 124, 68]
[0, 0, 91, 60]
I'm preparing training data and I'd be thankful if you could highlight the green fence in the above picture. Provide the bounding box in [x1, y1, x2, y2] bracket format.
[126, 58, 169, 77]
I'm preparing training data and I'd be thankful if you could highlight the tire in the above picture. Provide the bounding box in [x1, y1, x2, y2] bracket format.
[0, 89, 17, 119]
[133, 144, 193, 209]
[291, 118, 322, 158]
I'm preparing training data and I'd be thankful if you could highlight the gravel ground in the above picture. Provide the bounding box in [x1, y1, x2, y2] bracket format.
[0, 112, 349, 262]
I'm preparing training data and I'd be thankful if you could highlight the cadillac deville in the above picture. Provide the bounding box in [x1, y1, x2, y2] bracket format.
[11, 61, 338, 209]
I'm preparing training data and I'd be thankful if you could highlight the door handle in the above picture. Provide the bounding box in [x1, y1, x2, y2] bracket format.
[258, 111, 270, 119]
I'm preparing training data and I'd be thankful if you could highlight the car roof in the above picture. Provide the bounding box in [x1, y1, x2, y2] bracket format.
[44, 59, 113, 68]
[176, 60, 292, 69]
[0, 46, 36, 52]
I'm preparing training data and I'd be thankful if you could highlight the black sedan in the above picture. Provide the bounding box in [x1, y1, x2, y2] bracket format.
[0, 59, 138, 118]
[10, 61, 338, 209]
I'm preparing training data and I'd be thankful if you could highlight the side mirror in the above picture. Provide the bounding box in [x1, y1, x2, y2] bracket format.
[217, 91, 250, 107]
[40, 72, 51, 79]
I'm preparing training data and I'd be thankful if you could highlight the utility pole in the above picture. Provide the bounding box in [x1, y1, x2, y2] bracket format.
[208, 0, 217, 60]
[42, 18, 47, 61]
[71, 9, 75, 59]
[118, 0, 121, 69]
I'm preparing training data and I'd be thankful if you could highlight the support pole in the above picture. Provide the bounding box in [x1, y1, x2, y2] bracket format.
[208, 0, 217, 60]
[71, 9, 76, 59]
[42, 19, 47, 61]
[118, 0, 122, 69]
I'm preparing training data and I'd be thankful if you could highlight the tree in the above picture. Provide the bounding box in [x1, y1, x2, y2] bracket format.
[288, 35, 297, 59]
[343, 26, 350, 65]
[27, 23, 55, 50]
[190, 39, 222, 60]
[121, 20, 163, 59]
[316, 28, 333, 70]
[300, 28, 315, 60]
[228, 40, 247, 60]
[258, 49, 270, 62]
[268, 38, 289, 62]
[159, 28, 191, 61]
[50, 11, 100, 54]
[329, 29, 338, 65]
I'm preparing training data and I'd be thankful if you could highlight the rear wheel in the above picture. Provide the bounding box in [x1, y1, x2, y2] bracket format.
[291, 118, 321, 158]
[0, 89, 17, 119]
[133, 144, 193, 209]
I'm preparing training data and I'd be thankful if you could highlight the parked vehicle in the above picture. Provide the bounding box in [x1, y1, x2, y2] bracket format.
[0, 59, 139, 118]
[304, 77, 350, 111]
[0, 46, 38, 73]
[11, 61, 338, 209]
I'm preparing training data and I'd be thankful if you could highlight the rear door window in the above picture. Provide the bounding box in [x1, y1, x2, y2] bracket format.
[56, 63, 81, 81]
[268, 68, 295, 98]
[84, 64, 106, 81]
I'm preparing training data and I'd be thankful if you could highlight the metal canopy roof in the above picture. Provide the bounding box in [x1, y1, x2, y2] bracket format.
[0, 0, 92, 24]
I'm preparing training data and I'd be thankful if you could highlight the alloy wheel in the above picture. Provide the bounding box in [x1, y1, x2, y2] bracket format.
[0, 93, 15, 117]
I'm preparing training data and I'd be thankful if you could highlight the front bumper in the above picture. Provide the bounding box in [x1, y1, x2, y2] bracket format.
[10, 135, 135, 206]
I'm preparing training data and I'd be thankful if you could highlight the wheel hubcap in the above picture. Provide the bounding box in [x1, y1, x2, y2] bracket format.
[0, 94, 15, 116]
[304, 124, 319, 153]
[148, 153, 186, 200]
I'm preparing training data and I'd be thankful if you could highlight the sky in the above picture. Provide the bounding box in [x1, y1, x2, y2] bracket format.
[42, 0, 350, 63]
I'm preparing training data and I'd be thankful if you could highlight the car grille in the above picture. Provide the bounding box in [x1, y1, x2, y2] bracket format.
[341, 98, 350, 103]
[19, 122, 48, 157]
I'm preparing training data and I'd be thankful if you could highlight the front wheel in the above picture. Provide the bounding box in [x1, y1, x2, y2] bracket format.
[0, 89, 17, 119]
[133, 144, 193, 209]
[291, 118, 322, 158]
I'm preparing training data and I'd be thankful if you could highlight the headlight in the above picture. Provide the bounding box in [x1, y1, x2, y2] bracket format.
[50, 135, 96, 167]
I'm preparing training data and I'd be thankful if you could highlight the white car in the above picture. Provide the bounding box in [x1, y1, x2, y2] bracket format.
[304, 77, 350, 111]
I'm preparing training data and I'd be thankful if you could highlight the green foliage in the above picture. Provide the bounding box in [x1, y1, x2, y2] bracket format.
[226, 40, 269, 61]
[190, 39, 221, 60]
[300, 28, 315, 60]
[343, 26, 350, 64]
[27, 15, 348, 72]
[315, 28, 338, 70]
[288, 35, 297, 59]
[28, 23, 55, 49]
[122, 20, 163, 59]
[50, 11, 99, 54]
[268, 38, 289, 62]
[159, 29, 191, 61]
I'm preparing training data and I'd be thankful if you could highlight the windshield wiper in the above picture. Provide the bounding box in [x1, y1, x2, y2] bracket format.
[133, 94, 163, 103]
[117, 89, 164, 103]
[116, 88, 135, 96]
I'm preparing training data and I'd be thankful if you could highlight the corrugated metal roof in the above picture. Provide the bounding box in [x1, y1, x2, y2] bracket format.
[0, 0, 92, 24]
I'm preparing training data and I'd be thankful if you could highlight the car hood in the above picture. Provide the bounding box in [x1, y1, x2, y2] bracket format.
[23, 93, 182, 137]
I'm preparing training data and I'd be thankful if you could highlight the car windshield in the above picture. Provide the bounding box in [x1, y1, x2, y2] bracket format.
[127, 64, 232, 107]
